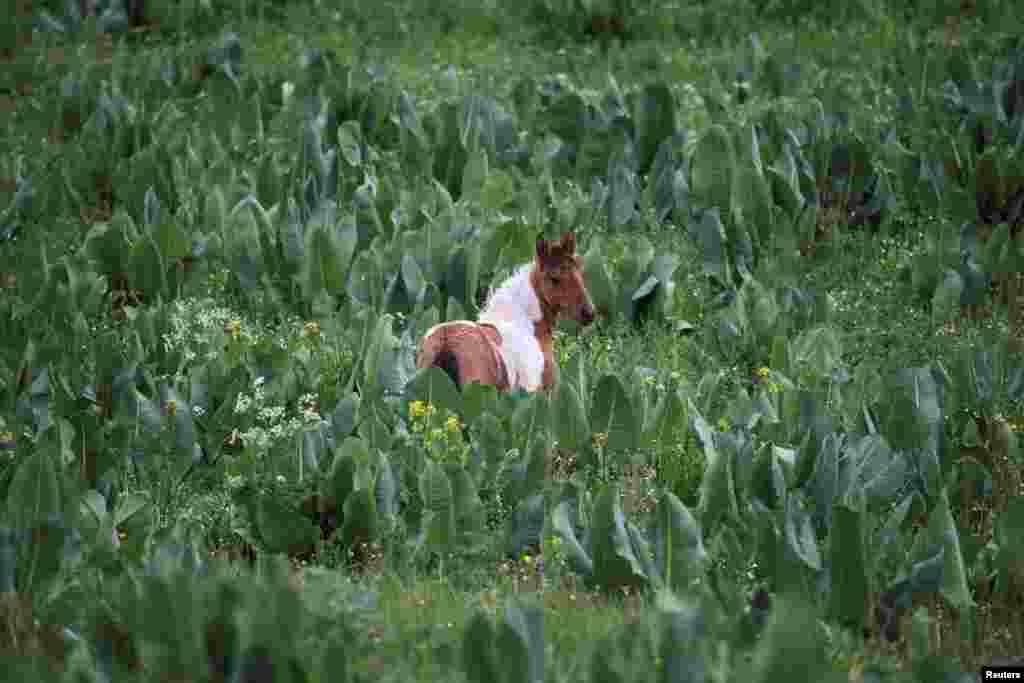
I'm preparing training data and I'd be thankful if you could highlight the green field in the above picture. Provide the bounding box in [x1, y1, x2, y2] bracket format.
[2, 0, 1024, 680]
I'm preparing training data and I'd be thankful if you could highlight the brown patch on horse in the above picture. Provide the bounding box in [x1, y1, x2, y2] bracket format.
[416, 322, 510, 391]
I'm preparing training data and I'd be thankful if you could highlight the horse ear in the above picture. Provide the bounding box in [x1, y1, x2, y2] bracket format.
[561, 231, 576, 252]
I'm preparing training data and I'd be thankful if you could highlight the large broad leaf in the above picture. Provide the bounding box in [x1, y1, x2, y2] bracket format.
[783, 494, 821, 572]
[129, 233, 167, 300]
[405, 365, 463, 420]
[505, 493, 543, 558]
[246, 491, 320, 556]
[642, 384, 687, 451]
[591, 485, 648, 591]
[446, 463, 485, 543]
[331, 392, 361, 439]
[690, 208, 730, 285]
[931, 268, 964, 322]
[749, 447, 788, 509]
[808, 432, 840, 532]
[301, 204, 353, 298]
[550, 499, 594, 577]
[651, 492, 706, 591]
[159, 385, 202, 472]
[827, 503, 869, 630]
[583, 240, 618, 319]
[608, 145, 639, 227]
[340, 486, 378, 549]
[751, 598, 829, 683]
[374, 451, 399, 522]
[766, 165, 805, 217]
[327, 438, 367, 509]
[496, 603, 544, 683]
[551, 381, 589, 452]
[927, 489, 973, 609]
[634, 82, 676, 175]
[462, 611, 498, 683]
[842, 434, 906, 509]
[691, 124, 735, 211]
[6, 448, 61, 530]
[461, 383, 499, 427]
[590, 374, 638, 452]
[420, 460, 455, 554]
[510, 392, 550, 452]
[879, 367, 943, 454]
[650, 134, 689, 223]
[445, 242, 482, 316]
[461, 147, 489, 203]
[694, 410, 738, 531]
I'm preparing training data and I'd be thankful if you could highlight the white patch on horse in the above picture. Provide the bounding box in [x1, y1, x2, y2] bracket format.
[478, 265, 546, 391]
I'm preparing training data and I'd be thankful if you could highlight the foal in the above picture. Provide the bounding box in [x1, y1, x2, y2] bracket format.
[416, 232, 596, 393]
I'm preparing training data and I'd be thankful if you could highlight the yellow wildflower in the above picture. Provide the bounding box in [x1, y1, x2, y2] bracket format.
[409, 400, 429, 419]
[224, 319, 242, 340]
[445, 415, 461, 433]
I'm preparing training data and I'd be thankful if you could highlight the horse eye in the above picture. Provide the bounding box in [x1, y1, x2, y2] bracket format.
[547, 274, 561, 285]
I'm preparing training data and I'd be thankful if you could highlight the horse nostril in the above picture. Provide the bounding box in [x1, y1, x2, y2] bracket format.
[581, 306, 595, 325]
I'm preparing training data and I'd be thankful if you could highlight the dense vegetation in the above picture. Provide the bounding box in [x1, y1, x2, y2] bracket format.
[2, 0, 1023, 680]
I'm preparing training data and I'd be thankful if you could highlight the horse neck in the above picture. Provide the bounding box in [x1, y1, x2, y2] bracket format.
[479, 264, 554, 338]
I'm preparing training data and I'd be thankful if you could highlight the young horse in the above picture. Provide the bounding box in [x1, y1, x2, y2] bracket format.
[417, 232, 596, 393]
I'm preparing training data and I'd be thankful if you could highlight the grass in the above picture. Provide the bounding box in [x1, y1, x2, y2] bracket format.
[3, 0, 1024, 678]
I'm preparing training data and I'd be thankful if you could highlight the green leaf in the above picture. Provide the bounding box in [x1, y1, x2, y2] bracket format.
[461, 383, 499, 426]
[248, 492, 320, 556]
[634, 82, 676, 175]
[752, 597, 829, 683]
[448, 463, 485, 541]
[608, 153, 638, 227]
[642, 385, 687, 450]
[691, 124, 735, 211]
[462, 611, 498, 683]
[590, 374, 638, 452]
[692, 208, 730, 285]
[551, 382, 589, 452]
[510, 392, 550, 451]
[340, 486, 378, 548]
[6, 449, 61, 530]
[784, 494, 822, 571]
[328, 438, 366, 508]
[496, 603, 543, 683]
[129, 234, 167, 300]
[406, 366, 463, 421]
[114, 492, 151, 528]
[931, 268, 963, 321]
[446, 242, 482, 315]
[462, 147, 489, 202]
[550, 498, 594, 577]
[331, 392, 361, 439]
[695, 411, 738, 530]
[828, 503, 869, 630]
[653, 491, 706, 591]
[591, 485, 648, 591]
[302, 211, 345, 298]
[420, 461, 455, 553]
[583, 240, 618, 319]
[927, 489, 973, 608]
[337, 120, 363, 167]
